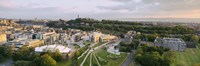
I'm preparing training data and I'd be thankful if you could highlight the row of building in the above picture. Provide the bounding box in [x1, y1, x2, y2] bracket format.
[154, 38, 186, 51]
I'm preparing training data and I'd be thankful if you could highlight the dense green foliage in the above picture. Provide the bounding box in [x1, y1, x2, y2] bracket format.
[32, 54, 57, 66]
[53, 49, 62, 61]
[14, 60, 31, 66]
[11, 46, 65, 66]
[47, 18, 195, 36]
[119, 41, 132, 52]
[74, 45, 88, 59]
[12, 47, 34, 61]
[134, 45, 175, 66]
[119, 39, 140, 52]
[0, 46, 12, 62]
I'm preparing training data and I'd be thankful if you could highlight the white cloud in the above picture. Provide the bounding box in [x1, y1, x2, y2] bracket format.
[0, 0, 200, 19]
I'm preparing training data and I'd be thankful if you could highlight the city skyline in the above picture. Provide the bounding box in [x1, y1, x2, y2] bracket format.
[0, 0, 200, 19]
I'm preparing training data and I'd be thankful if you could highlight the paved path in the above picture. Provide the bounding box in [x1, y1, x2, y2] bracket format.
[121, 50, 135, 66]
[80, 50, 92, 66]
[93, 53, 101, 66]
[80, 42, 97, 66]
[80, 39, 120, 66]
[80, 41, 110, 66]
[78, 49, 89, 59]
[90, 52, 92, 66]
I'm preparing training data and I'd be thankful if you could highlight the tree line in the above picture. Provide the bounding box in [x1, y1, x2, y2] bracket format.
[0, 46, 12, 62]
[134, 45, 175, 66]
[12, 46, 65, 66]
[46, 18, 195, 36]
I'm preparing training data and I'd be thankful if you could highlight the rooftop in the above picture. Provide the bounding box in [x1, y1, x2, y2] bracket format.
[155, 38, 184, 43]
[35, 45, 71, 53]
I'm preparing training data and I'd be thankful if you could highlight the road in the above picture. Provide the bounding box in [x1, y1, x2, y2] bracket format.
[80, 39, 118, 66]
[121, 50, 135, 66]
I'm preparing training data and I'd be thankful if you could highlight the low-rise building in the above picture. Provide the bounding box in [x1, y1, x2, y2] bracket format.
[154, 38, 186, 51]
[100, 35, 116, 42]
[0, 34, 7, 45]
[89, 32, 116, 42]
[89, 32, 102, 42]
[124, 31, 137, 44]
[6, 39, 44, 50]
[35, 45, 71, 59]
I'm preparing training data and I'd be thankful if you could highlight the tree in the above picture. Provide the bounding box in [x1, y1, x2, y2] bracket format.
[7, 45, 15, 57]
[14, 61, 31, 66]
[53, 49, 62, 61]
[120, 34, 124, 38]
[0, 46, 7, 57]
[134, 46, 175, 66]
[163, 51, 175, 63]
[32, 57, 42, 66]
[147, 34, 157, 42]
[0, 46, 10, 62]
[40, 54, 57, 66]
[41, 50, 53, 57]
[191, 35, 199, 44]
[119, 41, 127, 46]
[12, 46, 31, 61]
[139, 52, 161, 66]
[135, 54, 142, 63]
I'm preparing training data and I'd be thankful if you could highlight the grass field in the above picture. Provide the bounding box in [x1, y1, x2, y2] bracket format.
[83, 52, 91, 66]
[92, 53, 99, 66]
[77, 49, 89, 65]
[94, 49, 128, 66]
[171, 45, 200, 66]
[57, 60, 72, 66]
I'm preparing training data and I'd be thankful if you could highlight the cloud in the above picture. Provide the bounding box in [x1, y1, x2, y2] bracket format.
[98, 0, 200, 12]
[0, 0, 200, 19]
[0, 0, 15, 8]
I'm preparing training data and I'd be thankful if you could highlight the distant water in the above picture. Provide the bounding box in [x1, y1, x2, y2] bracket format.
[105, 18, 200, 23]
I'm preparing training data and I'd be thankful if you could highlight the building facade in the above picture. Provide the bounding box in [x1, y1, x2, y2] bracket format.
[154, 38, 186, 51]
[0, 34, 7, 45]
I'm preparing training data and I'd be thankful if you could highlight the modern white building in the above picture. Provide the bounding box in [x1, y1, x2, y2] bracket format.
[107, 45, 120, 55]
[35, 45, 71, 54]
[154, 38, 186, 51]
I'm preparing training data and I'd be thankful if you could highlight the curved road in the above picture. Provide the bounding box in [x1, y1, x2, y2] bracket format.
[121, 50, 135, 66]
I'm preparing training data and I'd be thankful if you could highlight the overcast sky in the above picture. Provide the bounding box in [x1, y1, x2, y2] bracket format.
[0, 0, 200, 19]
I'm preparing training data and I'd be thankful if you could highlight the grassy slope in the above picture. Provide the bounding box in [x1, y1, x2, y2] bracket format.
[77, 50, 88, 65]
[57, 60, 72, 66]
[83, 52, 91, 66]
[171, 44, 200, 66]
[94, 49, 128, 66]
[92, 53, 99, 66]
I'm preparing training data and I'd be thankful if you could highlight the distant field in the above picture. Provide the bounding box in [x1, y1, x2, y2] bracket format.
[171, 45, 200, 66]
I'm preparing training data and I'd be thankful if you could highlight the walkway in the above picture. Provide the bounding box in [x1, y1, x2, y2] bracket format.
[121, 50, 135, 66]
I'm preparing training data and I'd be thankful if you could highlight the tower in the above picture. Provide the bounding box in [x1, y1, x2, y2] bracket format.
[77, 15, 80, 18]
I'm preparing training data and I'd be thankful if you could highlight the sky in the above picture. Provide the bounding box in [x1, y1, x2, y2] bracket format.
[0, 0, 200, 19]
